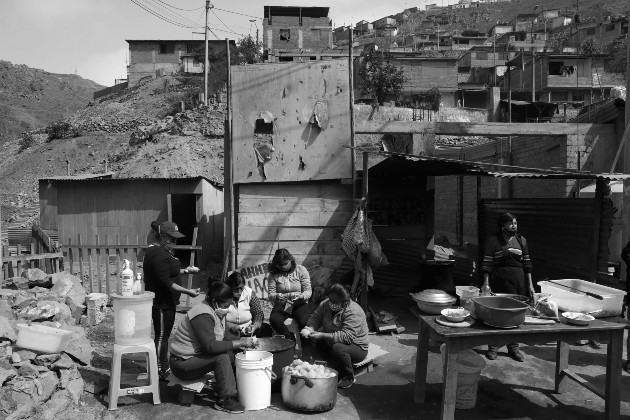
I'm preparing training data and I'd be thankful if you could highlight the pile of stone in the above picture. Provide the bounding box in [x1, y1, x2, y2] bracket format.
[129, 105, 226, 146]
[0, 270, 99, 420]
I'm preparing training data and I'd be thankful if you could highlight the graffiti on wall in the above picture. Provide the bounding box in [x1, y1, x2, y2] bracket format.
[368, 197, 425, 225]
[231, 263, 269, 299]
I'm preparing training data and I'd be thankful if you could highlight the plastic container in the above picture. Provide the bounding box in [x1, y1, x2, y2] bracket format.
[235, 350, 274, 410]
[110, 292, 154, 345]
[456, 286, 480, 307]
[472, 296, 528, 328]
[121, 259, 134, 297]
[16, 324, 74, 353]
[538, 279, 627, 318]
[133, 273, 145, 295]
[440, 344, 486, 409]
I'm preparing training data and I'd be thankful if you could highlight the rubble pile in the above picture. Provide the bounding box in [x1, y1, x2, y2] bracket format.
[129, 105, 226, 146]
[0, 269, 103, 420]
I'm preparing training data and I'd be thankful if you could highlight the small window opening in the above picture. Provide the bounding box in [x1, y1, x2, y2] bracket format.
[280, 29, 291, 41]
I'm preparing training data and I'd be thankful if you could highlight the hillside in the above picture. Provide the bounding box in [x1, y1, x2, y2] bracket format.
[0, 74, 224, 227]
[0, 61, 103, 142]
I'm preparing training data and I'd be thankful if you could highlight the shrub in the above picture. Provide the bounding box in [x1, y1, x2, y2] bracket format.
[18, 133, 36, 152]
[47, 121, 82, 141]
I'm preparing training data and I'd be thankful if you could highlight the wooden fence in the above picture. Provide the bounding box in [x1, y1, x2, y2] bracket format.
[64, 234, 202, 294]
[1, 244, 64, 286]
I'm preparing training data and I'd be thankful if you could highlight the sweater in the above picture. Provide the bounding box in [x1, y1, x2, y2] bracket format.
[226, 286, 264, 332]
[306, 299, 369, 351]
[169, 300, 234, 359]
[482, 232, 532, 275]
[143, 244, 181, 309]
[267, 265, 312, 305]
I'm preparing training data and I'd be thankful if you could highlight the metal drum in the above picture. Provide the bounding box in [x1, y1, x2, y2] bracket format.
[253, 337, 295, 390]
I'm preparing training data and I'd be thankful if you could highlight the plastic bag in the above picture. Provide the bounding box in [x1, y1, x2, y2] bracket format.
[366, 219, 389, 269]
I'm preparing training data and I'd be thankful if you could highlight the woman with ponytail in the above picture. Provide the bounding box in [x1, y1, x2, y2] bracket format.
[144, 220, 200, 379]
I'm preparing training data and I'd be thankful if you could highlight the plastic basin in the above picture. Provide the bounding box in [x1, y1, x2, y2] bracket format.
[538, 279, 626, 318]
[16, 324, 74, 353]
[471, 296, 528, 328]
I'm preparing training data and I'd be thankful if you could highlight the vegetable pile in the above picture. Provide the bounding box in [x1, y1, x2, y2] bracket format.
[283, 359, 337, 378]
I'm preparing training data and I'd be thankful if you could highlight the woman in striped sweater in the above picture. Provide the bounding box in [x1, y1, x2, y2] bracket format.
[481, 212, 534, 362]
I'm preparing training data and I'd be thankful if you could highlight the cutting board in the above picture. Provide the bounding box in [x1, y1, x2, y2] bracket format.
[435, 315, 475, 328]
[524, 316, 556, 325]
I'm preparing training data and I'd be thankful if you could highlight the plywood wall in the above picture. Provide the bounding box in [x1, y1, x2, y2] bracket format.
[231, 60, 352, 184]
[236, 181, 353, 271]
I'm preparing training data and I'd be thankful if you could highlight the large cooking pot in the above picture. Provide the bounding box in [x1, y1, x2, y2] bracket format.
[410, 289, 457, 314]
[281, 368, 338, 412]
[254, 337, 295, 390]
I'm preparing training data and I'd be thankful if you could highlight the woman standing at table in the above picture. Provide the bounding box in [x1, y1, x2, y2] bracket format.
[144, 220, 201, 378]
[267, 248, 312, 343]
[481, 212, 534, 362]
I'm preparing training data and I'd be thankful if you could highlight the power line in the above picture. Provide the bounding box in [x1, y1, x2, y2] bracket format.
[211, 9, 244, 36]
[155, 0, 204, 11]
[144, 0, 200, 27]
[130, 0, 196, 28]
[214, 7, 261, 20]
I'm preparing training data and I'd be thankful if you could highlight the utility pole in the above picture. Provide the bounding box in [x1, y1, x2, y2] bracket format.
[204, 0, 212, 106]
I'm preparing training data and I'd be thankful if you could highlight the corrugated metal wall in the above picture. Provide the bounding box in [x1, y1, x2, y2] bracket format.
[481, 198, 609, 281]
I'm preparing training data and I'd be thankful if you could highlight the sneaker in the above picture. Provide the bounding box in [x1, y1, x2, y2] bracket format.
[214, 396, 245, 414]
[159, 367, 171, 382]
[338, 376, 355, 389]
[508, 350, 524, 362]
[588, 340, 602, 350]
[485, 350, 497, 360]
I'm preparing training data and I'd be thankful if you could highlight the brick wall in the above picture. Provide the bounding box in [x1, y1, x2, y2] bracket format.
[390, 59, 458, 94]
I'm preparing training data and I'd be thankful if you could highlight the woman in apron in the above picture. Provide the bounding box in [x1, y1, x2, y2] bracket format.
[481, 213, 534, 362]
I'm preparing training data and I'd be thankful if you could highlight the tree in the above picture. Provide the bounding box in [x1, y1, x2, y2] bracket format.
[236, 35, 262, 65]
[605, 38, 627, 75]
[547, 26, 572, 52]
[358, 45, 406, 104]
[579, 37, 603, 55]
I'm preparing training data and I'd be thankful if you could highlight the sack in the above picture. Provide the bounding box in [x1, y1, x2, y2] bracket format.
[342, 209, 371, 260]
[366, 219, 389, 269]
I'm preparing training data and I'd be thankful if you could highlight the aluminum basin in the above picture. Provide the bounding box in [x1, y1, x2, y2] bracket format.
[472, 296, 528, 328]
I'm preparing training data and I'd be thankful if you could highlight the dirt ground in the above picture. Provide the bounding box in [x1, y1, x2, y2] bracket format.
[52, 286, 630, 420]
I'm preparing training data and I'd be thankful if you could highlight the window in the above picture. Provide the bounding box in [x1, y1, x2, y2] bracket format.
[280, 29, 290, 41]
[159, 43, 175, 54]
[586, 28, 596, 35]
[572, 91, 584, 102]
[475, 51, 488, 60]
[605, 24, 615, 32]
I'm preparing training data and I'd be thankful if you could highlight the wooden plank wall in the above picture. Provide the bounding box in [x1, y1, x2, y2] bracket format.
[236, 181, 353, 270]
[200, 181, 224, 263]
[230, 60, 352, 183]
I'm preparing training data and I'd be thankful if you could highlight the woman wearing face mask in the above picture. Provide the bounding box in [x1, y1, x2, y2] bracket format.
[143, 220, 201, 378]
[267, 249, 312, 343]
[169, 281, 256, 413]
[481, 212, 534, 362]
[300, 284, 369, 389]
[225, 271, 273, 338]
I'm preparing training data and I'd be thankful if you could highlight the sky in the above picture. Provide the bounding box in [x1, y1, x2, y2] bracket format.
[0, 0, 459, 87]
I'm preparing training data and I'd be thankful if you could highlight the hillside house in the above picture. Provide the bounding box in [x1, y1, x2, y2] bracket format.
[496, 31, 547, 52]
[541, 9, 560, 20]
[551, 16, 572, 30]
[507, 53, 625, 106]
[373, 17, 397, 29]
[38, 175, 224, 269]
[451, 34, 489, 51]
[355, 53, 458, 106]
[458, 46, 516, 87]
[570, 19, 628, 52]
[487, 23, 514, 37]
[508, 14, 539, 32]
[126, 39, 231, 86]
[263, 6, 332, 62]
[355, 20, 374, 35]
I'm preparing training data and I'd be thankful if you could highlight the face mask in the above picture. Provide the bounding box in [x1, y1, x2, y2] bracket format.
[215, 307, 229, 317]
[329, 302, 343, 312]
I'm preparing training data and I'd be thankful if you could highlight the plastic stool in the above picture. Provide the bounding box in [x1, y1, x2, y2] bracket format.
[108, 341, 161, 410]
[284, 318, 302, 357]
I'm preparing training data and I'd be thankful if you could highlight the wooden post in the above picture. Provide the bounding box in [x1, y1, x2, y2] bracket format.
[226, 37, 235, 272]
[361, 151, 369, 311]
[104, 234, 111, 296]
[95, 235, 102, 293]
[115, 235, 122, 294]
[78, 235, 85, 290]
[349, 26, 356, 200]
[590, 178, 604, 282]
[476, 176, 483, 285]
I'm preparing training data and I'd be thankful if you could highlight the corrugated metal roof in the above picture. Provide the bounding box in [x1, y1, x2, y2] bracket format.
[39, 174, 223, 188]
[365, 151, 630, 180]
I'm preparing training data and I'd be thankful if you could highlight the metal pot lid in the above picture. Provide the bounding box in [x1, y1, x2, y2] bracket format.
[412, 289, 457, 304]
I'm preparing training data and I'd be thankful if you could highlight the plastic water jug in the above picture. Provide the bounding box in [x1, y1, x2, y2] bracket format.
[121, 259, 134, 297]
[111, 292, 154, 345]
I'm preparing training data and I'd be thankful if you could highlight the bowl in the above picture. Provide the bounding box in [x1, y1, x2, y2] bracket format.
[562, 312, 595, 326]
[441, 307, 470, 322]
[16, 324, 74, 353]
[411, 290, 457, 315]
[471, 296, 529, 328]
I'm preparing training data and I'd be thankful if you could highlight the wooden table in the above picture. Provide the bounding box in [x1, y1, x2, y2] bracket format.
[413, 307, 629, 420]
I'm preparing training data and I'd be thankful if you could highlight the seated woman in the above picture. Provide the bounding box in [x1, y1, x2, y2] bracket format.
[267, 248, 312, 342]
[225, 271, 273, 338]
[300, 284, 369, 389]
[169, 281, 256, 414]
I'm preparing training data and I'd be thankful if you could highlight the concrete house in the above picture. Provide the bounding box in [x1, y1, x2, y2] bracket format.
[355, 20, 374, 35]
[487, 23, 515, 38]
[508, 14, 539, 32]
[126, 39, 231, 86]
[570, 18, 629, 52]
[496, 31, 547, 52]
[451, 33, 489, 51]
[373, 17, 397, 29]
[507, 53, 625, 105]
[262, 6, 333, 62]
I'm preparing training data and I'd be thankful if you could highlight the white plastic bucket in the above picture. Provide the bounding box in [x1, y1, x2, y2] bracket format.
[440, 344, 485, 409]
[235, 350, 275, 410]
